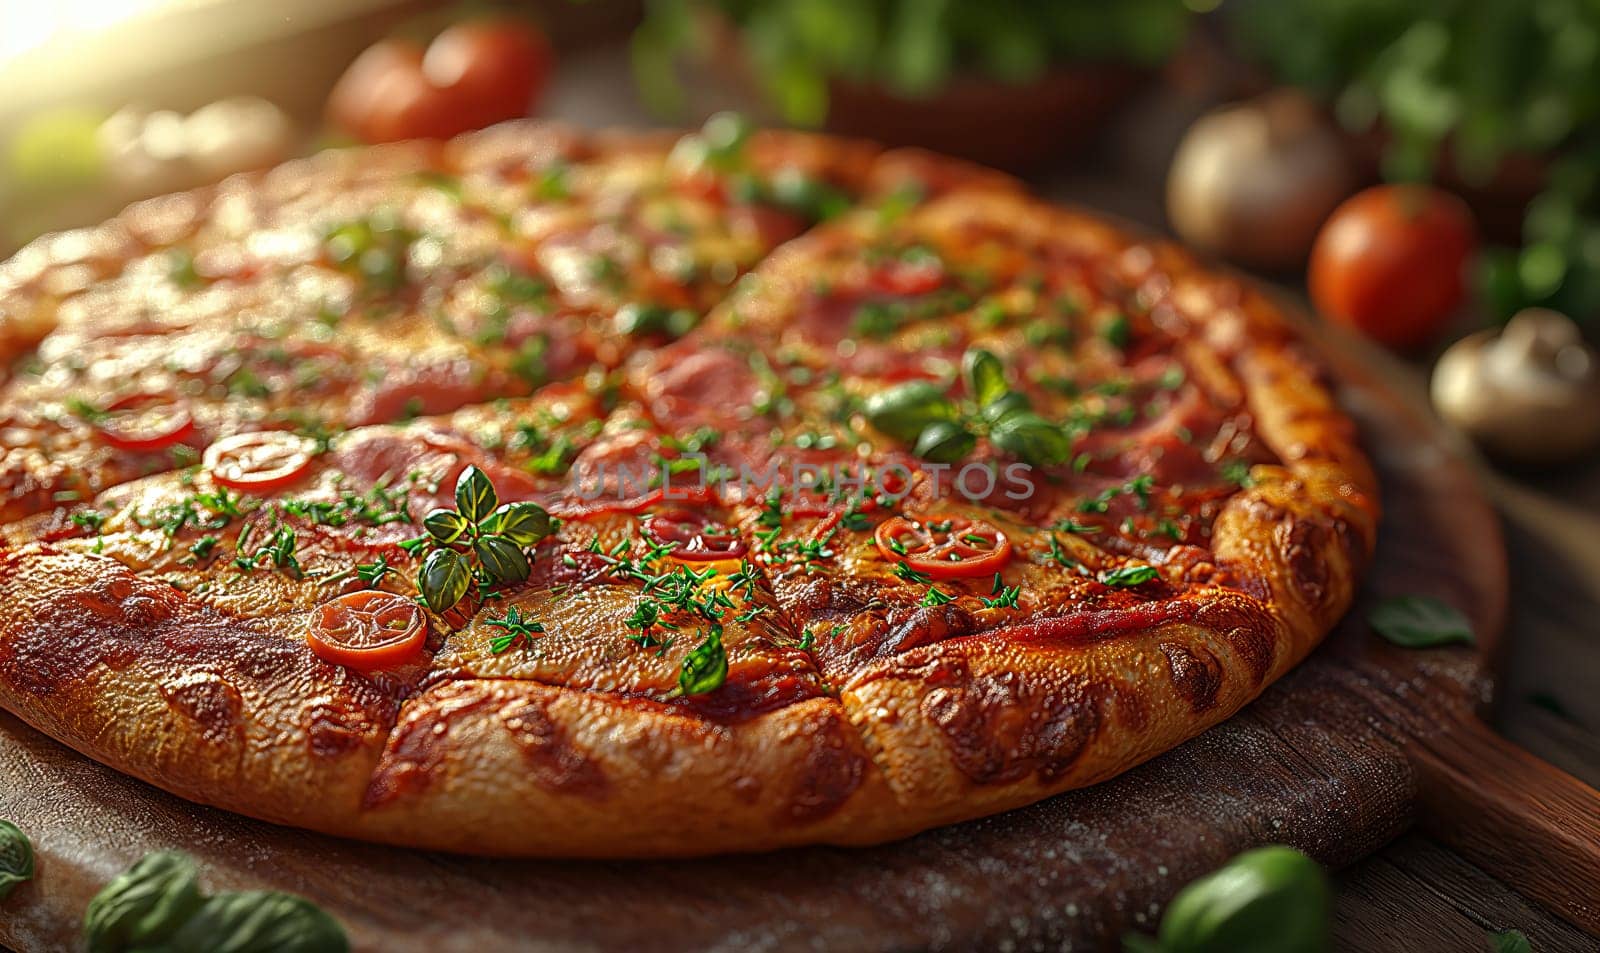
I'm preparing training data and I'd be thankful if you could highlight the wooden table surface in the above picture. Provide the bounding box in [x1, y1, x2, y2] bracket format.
[542, 48, 1600, 950]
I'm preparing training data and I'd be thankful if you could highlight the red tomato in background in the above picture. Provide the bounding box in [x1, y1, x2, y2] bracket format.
[423, 20, 552, 132]
[328, 40, 454, 144]
[1308, 184, 1476, 351]
[328, 19, 553, 144]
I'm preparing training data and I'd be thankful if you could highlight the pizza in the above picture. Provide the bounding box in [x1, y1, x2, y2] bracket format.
[0, 118, 1377, 857]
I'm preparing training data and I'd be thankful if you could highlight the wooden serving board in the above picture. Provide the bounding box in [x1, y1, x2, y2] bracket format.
[2, 313, 1595, 952]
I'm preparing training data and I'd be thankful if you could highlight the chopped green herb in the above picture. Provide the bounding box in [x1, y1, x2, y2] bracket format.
[347, 556, 388, 587]
[1045, 533, 1076, 568]
[486, 605, 546, 654]
[167, 249, 203, 290]
[892, 561, 932, 585]
[1101, 564, 1158, 587]
[677, 625, 728, 696]
[71, 510, 107, 533]
[1103, 313, 1131, 349]
[188, 535, 220, 561]
[981, 575, 1022, 609]
[531, 161, 572, 201]
[1221, 460, 1255, 488]
[415, 170, 463, 200]
[65, 397, 109, 423]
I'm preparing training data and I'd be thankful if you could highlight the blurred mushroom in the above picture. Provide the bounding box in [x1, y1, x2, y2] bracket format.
[98, 98, 295, 204]
[99, 106, 198, 202]
[184, 97, 295, 181]
[1166, 90, 1354, 271]
[1432, 308, 1600, 465]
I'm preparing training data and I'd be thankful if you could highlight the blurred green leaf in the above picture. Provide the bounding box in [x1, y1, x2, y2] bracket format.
[7, 108, 105, 191]
[885, 0, 955, 95]
[1489, 928, 1532, 953]
[1230, 0, 1600, 336]
[631, 0, 694, 117]
[631, 0, 1193, 121]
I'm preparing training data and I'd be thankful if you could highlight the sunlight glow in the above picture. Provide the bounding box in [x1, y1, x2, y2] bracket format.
[0, 0, 194, 64]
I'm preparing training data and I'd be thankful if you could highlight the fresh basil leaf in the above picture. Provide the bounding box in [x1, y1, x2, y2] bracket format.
[678, 626, 727, 696]
[1156, 845, 1331, 953]
[159, 890, 348, 953]
[484, 501, 553, 547]
[418, 548, 471, 612]
[912, 420, 975, 464]
[863, 381, 958, 444]
[0, 818, 33, 900]
[961, 348, 1008, 408]
[474, 534, 531, 584]
[1101, 565, 1159, 587]
[989, 410, 1070, 465]
[979, 390, 1032, 424]
[421, 508, 469, 545]
[84, 851, 204, 953]
[453, 466, 497, 524]
[1489, 928, 1532, 953]
[1369, 595, 1474, 648]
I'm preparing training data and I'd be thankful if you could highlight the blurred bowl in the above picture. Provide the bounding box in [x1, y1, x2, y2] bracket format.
[821, 65, 1149, 173]
[1342, 124, 1549, 245]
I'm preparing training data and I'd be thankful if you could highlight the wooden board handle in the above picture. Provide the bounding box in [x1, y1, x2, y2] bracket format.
[1409, 717, 1600, 933]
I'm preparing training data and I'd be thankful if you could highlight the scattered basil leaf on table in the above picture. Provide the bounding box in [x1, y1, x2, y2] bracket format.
[159, 890, 349, 953]
[1123, 845, 1331, 953]
[1489, 928, 1533, 953]
[84, 851, 204, 952]
[84, 851, 348, 953]
[0, 818, 34, 900]
[1369, 595, 1475, 648]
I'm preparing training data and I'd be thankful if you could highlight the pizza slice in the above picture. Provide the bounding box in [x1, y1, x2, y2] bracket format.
[0, 119, 961, 524]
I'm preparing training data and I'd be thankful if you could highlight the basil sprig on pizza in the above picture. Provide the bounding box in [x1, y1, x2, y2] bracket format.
[0, 116, 1376, 856]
